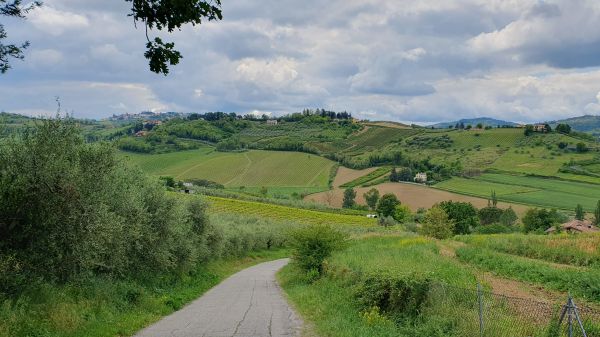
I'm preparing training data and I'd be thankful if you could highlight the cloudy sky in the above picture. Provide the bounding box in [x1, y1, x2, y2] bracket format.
[2, 0, 600, 123]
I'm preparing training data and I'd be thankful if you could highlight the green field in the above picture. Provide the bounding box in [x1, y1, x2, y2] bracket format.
[121, 148, 336, 188]
[436, 173, 600, 211]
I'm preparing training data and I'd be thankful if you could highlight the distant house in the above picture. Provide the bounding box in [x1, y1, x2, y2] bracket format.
[366, 214, 378, 219]
[266, 119, 278, 125]
[545, 219, 599, 234]
[183, 182, 193, 188]
[135, 130, 149, 137]
[533, 124, 547, 132]
[414, 172, 427, 183]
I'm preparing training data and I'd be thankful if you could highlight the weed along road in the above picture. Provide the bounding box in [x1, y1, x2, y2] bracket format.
[134, 259, 302, 337]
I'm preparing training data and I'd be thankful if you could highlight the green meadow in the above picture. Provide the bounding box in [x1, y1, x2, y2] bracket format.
[121, 148, 336, 189]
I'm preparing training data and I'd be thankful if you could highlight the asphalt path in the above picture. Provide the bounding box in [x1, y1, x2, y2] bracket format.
[134, 258, 302, 337]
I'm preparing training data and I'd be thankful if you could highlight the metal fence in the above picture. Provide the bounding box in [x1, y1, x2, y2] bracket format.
[421, 282, 600, 337]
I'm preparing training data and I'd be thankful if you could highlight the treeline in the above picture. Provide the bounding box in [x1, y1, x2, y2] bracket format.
[328, 150, 462, 180]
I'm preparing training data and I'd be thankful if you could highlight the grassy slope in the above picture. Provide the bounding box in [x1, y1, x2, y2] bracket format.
[121, 149, 335, 188]
[279, 235, 572, 337]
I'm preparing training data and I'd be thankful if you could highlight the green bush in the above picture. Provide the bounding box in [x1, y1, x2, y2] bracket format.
[356, 272, 432, 319]
[291, 224, 347, 275]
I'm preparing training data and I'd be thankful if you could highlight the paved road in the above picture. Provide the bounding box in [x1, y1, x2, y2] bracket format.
[135, 258, 302, 337]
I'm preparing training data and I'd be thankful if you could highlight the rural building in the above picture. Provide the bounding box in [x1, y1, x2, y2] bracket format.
[134, 130, 149, 137]
[533, 124, 547, 132]
[545, 219, 599, 234]
[266, 119, 278, 125]
[414, 172, 427, 183]
[183, 182, 193, 188]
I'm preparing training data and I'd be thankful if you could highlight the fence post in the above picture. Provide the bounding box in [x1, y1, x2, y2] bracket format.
[477, 283, 484, 337]
[568, 296, 574, 337]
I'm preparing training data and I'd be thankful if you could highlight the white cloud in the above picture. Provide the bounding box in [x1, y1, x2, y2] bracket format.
[235, 57, 299, 85]
[2, 0, 600, 122]
[29, 6, 89, 36]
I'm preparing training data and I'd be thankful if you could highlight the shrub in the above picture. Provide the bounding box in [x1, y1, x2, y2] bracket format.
[356, 272, 431, 319]
[471, 224, 515, 234]
[393, 204, 413, 223]
[420, 207, 454, 239]
[290, 225, 347, 275]
[0, 119, 207, 291]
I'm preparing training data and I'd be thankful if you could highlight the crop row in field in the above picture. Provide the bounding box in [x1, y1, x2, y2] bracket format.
[436, 173, 600, 211]
[205, 196, 376, 227]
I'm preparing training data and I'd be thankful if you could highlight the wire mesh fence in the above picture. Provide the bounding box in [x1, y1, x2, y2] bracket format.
[421, 281, 600, 337]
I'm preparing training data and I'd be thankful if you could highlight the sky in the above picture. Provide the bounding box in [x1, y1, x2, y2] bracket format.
[2, 0, 600, 123]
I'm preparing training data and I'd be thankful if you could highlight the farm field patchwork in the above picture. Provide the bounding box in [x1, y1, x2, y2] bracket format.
[436, 173, 600, 211]
[306, 182, 530, 215]
[121, 149, 336, 189]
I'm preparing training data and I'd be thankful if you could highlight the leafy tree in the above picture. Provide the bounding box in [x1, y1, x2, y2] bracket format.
[291, 224, 347, 275]
[389, 167, 399, 182]
[0, 0, 41, 73]
[159, 175, 176, 187]
[522, 208, 563, 233]
[499, 207, 518, 226]
[491, 190, 498, 207]
[1, 0, 222, 75]
[544, 123, 552, 133]
[575, 204, 585, 221]
[363, 188, 380, 211]
[438, 201, 478, 235]
[524, 125, 534, 136]
[260, 186, 268, 197]
[466, 124, 472, 130]
[342, 187, 357, 208]
[594, 200, 600, 226]
[420, 207, 454, 239]
[558, 142, 568, 149]
[478, 206, 504, 225]
[476, 123, 483, 129]
[376, 193, 400, 220]
[393, 204, 412, 223]
[398, 167, 413, 182]
[555, 123, 572, 134]
[576, 142, 589, 153]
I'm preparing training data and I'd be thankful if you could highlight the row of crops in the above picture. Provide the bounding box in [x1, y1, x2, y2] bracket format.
[206, 196, 376, 227]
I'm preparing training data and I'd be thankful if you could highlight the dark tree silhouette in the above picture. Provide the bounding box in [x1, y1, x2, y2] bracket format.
[0, 0, 41, 73]
[0, 0, 222, 75]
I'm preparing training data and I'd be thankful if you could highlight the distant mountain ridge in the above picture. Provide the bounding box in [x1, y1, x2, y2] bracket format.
[547, 115, 600, 134]
[431, 117, 518, 129]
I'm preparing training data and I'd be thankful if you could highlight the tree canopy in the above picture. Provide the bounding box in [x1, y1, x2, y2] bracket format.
[0, 0, 222, 75]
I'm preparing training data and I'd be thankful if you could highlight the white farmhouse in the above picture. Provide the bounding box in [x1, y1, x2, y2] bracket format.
[414, 172, 427, 183]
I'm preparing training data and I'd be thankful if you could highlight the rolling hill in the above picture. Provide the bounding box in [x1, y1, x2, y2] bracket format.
[431, 117, 518, 129]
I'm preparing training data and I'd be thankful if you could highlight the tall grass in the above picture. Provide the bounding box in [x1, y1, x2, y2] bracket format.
[456, 246, 600, 302]
[280, 235, 567, 337]
[455, 234, 600, 267]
